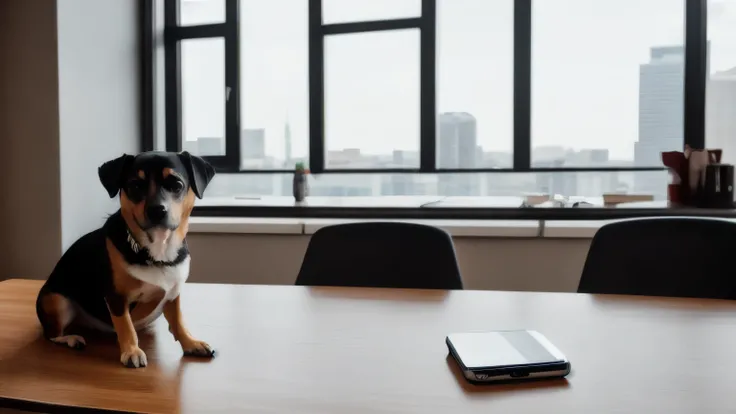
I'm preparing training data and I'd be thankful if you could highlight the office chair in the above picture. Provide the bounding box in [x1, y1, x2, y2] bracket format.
[295, 222, 464, 289]
[578, 217, 736, 299]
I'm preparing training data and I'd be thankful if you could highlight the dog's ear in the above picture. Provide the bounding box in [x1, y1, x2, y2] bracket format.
[178, 151, 216, 199]
[98, 154, 135, 198]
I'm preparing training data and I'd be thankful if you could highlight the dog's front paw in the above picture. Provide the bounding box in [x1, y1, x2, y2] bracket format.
[182, 339, 215, 358]
[120, 346, 148, 368]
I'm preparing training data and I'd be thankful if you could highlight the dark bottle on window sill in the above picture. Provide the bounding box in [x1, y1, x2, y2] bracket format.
[293, 162, 309, 203]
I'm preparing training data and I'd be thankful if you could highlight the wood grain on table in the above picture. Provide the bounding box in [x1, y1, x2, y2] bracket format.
[1, 279, 736, 413]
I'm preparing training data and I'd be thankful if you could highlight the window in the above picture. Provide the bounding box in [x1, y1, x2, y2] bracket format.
[239, 0, 309, 170]
[152, 0, 711, 214]
[325, 30, 421, 169]
[706, 0, 736, 165]
[181, 38, 226, 156]
[437, 0, 514, 170]
[179, 0, 225, 26]
[532, 0, 685, 197]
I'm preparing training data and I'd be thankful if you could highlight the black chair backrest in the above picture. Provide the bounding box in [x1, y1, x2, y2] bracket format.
[578, 217, 736, 299]
[295, 222, 463, 289]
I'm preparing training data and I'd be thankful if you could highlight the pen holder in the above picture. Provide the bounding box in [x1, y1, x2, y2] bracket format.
[662, 146, 722, 207]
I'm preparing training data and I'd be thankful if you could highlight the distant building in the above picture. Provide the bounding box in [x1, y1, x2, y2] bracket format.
[634, 45, 686, 196]
[438, 112, 477, 168]
[284, 120, 292, 167]
[438, 112, 478, 195]
[706, 67, 736, 166]
[241, 128, 265, 160]
[194, 137, 223, 156]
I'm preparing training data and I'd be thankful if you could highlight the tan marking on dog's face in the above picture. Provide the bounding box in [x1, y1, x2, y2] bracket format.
[175, 188, 196, 241]
[162, 167, 173, 178]
[107, 238, 142, 296]
[120, 191, 147, 243]
[137, 170, 145, 179]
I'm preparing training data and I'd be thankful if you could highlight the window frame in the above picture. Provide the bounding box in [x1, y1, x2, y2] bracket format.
[160, 0, 241, 171]
[138, 0, 724, 220]
[148, 0, 707, 175]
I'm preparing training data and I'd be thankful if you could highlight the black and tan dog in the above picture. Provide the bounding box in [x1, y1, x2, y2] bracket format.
[36, 151, 215, 368]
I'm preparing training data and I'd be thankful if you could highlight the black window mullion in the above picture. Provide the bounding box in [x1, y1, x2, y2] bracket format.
[323, 18, 421, 35]
[308, 0, 325, 173]
[684, 0, 707, 150]
[513, 0, 532, 171]
[419, 0, 437, 172]
[164, 0, 181, 152]
[168, 23, 228, 39]
[141, 0, 155, 152]
[224, 0, 240, 170]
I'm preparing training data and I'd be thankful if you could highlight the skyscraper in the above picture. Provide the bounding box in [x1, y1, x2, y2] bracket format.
[438, 112, 477, 169]
[438, 112, 478, 196]
[284, 118, 292, 167]
[706, 67, 736, 166]
[634, 46, 685, 196]
[196, 137, 223, 156]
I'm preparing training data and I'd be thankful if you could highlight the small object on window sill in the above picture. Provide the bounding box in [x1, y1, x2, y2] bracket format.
[523, 193, 550, 206]
[662, 145, 723, 207]
[602, 193, 654, 207]
[293, 162, 309, 203]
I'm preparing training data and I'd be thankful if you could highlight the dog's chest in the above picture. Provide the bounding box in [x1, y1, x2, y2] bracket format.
[126, 256, 190, 302]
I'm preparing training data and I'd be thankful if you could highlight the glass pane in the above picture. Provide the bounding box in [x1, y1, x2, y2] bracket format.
[201, 171, 667, 201]
[181, 38, 225, 156]
[324, 29, 420, 169]
[322, 0, 421, 24]
[706, 0, 736, 166]
[437, 0, 513, 169]
[240, 0, 309, 170]
[179, 0, 225, 26]
[532, 0, 685, 191]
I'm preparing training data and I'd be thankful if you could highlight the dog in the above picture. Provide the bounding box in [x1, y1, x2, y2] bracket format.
[35, 151, 215, 368]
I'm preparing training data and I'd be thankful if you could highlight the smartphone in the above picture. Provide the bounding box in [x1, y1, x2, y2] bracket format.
[446, 330, 571, 384]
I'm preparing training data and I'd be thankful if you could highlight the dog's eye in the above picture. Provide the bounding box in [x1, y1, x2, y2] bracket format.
[128, 180, 146, 193]
[166, 180, 185, 193]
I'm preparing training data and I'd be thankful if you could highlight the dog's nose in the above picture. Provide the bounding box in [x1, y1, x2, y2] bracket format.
[146, 204, 168, 223]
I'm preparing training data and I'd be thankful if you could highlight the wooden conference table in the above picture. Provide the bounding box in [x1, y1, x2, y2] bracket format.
[2, 279, 736, 413]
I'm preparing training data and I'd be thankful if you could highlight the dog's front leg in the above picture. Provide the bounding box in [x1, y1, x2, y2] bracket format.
[163, 295, 215, 357]
[107, 294, 147, 368]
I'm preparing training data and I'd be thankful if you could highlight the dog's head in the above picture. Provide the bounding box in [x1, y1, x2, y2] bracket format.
[98, 151, 215, 241]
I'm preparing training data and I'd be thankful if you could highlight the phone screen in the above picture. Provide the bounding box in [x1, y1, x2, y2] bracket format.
[448, 330, 561, 369]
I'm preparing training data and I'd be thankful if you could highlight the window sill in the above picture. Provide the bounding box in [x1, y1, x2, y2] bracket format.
[188, 217, 539, 238]
[188, 217, 303, 234]
[188, 197, 736, 238]
[301, 219, 539, 238]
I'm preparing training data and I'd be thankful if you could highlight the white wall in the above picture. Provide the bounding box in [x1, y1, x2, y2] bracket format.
[57, 0, 141, 250]
[0, 0, 140, 280]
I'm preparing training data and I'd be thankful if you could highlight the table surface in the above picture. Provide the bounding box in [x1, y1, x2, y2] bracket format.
[2, 279, 736, 414]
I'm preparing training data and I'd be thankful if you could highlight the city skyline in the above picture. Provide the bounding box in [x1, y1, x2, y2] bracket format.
[177, 0, 736, 201]
[181, 0, 736, 165]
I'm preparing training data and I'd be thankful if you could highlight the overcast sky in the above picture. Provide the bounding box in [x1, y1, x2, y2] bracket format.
[180, 0, 736, 162]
